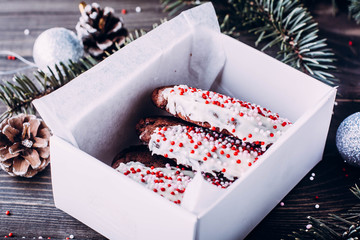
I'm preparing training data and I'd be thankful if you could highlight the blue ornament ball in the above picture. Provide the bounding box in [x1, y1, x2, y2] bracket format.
[33, 27, 84, 72]
[336, 112, 360, 167]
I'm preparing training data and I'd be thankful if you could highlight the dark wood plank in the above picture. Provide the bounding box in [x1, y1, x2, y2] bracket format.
[0, 0, 359, 239]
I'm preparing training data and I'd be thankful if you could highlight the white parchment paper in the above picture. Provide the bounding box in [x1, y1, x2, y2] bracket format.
[34, 2, 226, 214]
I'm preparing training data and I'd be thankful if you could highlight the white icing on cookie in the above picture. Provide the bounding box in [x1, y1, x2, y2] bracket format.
[115, 161, 193, 204]
[148, 125, 265, 180]
[161, 85, 292, 146]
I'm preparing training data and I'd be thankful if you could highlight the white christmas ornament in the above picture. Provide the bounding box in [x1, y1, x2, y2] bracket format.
[33, 27, 84, 72]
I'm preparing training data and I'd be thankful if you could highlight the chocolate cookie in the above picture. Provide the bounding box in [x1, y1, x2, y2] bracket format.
[136, 116, 266, 181]
[151, 85, 292, 146]
[112, 145, 194, 204]
[112, 145, 176, 169]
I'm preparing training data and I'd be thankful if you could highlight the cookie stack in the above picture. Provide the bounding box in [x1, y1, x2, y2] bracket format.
[112, 85, 292, 204]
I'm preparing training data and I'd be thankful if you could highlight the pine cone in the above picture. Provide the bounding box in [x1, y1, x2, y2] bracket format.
[76, 2, 128, 58]
[0, 114, 51, 178]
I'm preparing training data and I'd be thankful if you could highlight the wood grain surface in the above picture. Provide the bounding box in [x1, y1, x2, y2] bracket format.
[0, 0, 359, 239]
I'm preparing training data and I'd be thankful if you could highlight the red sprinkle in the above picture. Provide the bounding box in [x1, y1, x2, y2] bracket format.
[5, 211, 10, 215]
[248, 162, 252, 166]
[179, 142, 183, 147]
[231, 117, 235, 121]
[236, 159, 241, 164]
[8, 233, 13, 237]
[270, 133, 274, 137]
[164, 154, 168, 158]
[221, 168, 226, 173]
[121, 9, 127, 14]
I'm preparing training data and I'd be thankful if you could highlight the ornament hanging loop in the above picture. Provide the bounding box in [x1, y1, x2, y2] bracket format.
[0, 50, 37, 76]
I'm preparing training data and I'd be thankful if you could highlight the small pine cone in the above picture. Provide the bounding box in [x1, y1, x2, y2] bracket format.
[76, 2, 128, 58]
[0, 114, 51, 178]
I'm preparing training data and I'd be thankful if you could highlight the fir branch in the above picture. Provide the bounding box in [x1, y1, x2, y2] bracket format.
[288, 184, 360, 239]
[0, 55, 99, 122]
[161, 0, 338, 86]
[349, 0, 360, 24]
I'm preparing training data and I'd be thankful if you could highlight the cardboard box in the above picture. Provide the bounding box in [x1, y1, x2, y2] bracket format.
[33, 3, 336, 240]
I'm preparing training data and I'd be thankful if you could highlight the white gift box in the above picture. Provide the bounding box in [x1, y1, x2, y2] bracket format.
[33, 3, 336, 240]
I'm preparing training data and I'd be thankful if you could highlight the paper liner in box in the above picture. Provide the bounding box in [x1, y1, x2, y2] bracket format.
[33, 3, 225, 164]
[181, 172, 225, 214]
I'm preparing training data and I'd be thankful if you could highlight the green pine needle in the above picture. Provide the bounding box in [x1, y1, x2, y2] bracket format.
[349, 0, 360, 24]
[288, 184, 360, 239]
[0, 55, 99, 122]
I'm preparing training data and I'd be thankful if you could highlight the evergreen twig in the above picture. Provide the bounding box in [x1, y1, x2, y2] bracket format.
[288, 184, 360, 239]
[161, 0, 338, 85]
[0, 55, 98, 122]
[349, 0, 360, 24]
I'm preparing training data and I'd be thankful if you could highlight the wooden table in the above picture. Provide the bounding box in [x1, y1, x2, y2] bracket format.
[0, 0, 359, 239]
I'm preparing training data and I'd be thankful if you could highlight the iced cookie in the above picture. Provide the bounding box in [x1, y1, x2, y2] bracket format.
[152, 85, 292, 146]
[136, 117, 266, 181]
[112, 145, 194, 204]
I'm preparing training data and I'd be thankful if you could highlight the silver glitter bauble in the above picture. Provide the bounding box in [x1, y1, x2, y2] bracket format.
[336, 112, 360, 167]
[33, 27, 84, 72]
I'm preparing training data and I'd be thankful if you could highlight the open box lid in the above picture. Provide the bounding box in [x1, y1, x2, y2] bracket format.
[33, 3, 226, 164]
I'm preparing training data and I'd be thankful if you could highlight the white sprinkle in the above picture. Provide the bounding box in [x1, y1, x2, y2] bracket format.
[38, 237, 43, 239]
[280, 202, 285, 206]
[315, 204, 320, 209]
[311, 173, 315, 177]
[24, 29, 30, 35]
[309, 176, 314, 181]
[306, 224, 312, 229]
